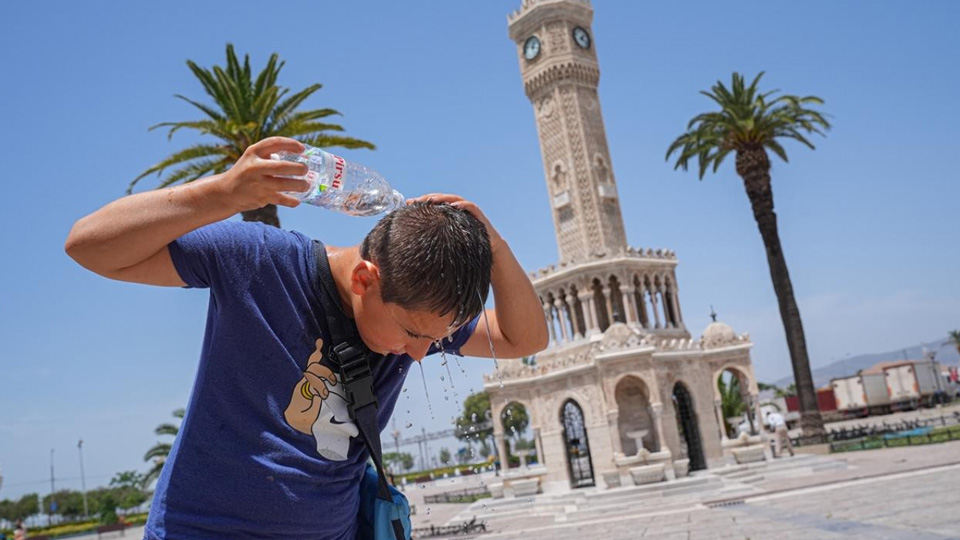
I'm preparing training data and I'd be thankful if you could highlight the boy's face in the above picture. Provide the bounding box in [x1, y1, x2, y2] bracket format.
[349, 261, 458, 360]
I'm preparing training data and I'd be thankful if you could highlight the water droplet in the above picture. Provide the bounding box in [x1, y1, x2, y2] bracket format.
[403, 388, 408, 393]
[426, 507, 431, 515]
[418, 361, 435, 420]
[471, 413, 478, 422]
[480, 290, 503, 387]
[405, 422, 413, 428]
[440, 375, 445, 381]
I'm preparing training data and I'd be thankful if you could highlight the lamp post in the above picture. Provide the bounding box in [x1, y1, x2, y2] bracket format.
[78, 439, 89, 518]
[49, 448, 56, 526]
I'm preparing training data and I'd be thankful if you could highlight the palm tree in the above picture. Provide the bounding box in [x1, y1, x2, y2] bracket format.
[666, 72, 830, 438]
[717, 375, 746, 437]
[949, 330, 960, 356]
[130, 43, 374, 227]
[143, 408, 185, 488]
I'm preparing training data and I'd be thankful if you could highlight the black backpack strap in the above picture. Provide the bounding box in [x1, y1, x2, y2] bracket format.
[312, 241, 396, 505]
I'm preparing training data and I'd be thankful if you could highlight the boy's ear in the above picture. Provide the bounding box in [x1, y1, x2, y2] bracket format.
[350, 260, 381, 296]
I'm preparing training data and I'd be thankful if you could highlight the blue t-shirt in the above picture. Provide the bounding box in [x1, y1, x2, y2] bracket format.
[146, 221, 476, 540]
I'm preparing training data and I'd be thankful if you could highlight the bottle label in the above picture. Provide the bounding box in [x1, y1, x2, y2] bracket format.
[331, 153, 345, 190]
[302, 148, 344, 192]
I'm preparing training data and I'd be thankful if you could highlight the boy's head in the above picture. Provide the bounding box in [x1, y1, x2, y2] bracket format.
[349, 202, 492, 360]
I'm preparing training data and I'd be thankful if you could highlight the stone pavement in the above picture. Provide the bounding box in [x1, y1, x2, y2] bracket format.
[470, 463, 960, 539]
[432, 441, 960, 539]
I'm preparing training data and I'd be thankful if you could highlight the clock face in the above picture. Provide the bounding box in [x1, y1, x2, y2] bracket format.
[572, 26, 591, 49]
[523, 36, 541, 60]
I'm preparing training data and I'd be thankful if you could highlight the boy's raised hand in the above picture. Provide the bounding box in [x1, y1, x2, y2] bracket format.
[217, 137, 312, 214]
[407, 193, 504, 248]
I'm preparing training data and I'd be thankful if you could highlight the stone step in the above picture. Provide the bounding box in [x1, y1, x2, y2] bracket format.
[565, 497, 703, 522]
[580, 475, 721, 503]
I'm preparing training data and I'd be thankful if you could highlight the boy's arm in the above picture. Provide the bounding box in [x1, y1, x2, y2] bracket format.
[65, 138, 309, 286]
[409, 195, 549, 360]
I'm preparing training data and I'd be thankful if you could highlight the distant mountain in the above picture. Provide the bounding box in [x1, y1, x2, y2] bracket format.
[773, 339, 960, 389]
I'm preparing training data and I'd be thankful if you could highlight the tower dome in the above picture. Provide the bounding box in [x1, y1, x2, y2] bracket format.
[702, 309, 738, 349]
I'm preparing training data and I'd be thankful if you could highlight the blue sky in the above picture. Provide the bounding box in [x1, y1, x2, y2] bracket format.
[1, 1, 958, 500]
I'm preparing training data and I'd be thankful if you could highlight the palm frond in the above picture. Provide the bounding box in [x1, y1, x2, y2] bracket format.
[156, 157, 230, 190]
[129, 144, 230, 193]
[148, 119, 234, 142]
[273, 121, 346, 139]
[174, 94, 225, 122]
[143, 443, 172, 462]
[299, 134, 376, 150]
[267, 85, 327, 128]
[154, 423, 180, 437]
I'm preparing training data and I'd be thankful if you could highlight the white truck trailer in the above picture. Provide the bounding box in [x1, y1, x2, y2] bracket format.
[885, 361, 941, 409]
[862, 372, 892, 413]
[832, 373, 891, 416]
[832, 375, 869, 416]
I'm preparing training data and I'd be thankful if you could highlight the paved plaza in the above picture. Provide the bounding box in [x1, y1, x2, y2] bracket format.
[473, 463, 960, 540]
[409, 441, 960, 540]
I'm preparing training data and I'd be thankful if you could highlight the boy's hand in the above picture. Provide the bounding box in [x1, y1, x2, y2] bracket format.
[407, 193, 505, 249]
[217, 137, 312, 214]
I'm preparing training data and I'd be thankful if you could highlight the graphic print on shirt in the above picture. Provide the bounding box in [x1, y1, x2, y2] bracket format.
[284, 337, 359, 460]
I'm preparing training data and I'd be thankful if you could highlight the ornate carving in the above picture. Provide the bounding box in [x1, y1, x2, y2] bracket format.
[546, 22, 570, 54]
[538, 96, 555, 119]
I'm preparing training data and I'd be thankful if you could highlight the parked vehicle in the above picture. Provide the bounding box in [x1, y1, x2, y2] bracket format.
[885, 360, 941, 410]
[832, 375, 869, 416]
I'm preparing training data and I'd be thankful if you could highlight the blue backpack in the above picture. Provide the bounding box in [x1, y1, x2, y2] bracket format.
[357, 463, 412, 540]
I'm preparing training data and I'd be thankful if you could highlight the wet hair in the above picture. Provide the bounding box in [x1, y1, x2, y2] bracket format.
[360, 202, 492, 329]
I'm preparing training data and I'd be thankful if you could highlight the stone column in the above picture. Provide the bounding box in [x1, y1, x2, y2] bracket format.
[544, 304, 556, 344]
[660, 285, 674, 328]
[671, 277, 685, 330]
[554, 299, 569, 342]
[714, 399, 728, 440]
[534, 427, 545, 465]
[638, 283, 651, 329]
[650, 289, 662, 329]
[621, 285, 638, 326]
[751, 393, 762, 436]
[570, 301, 583, 340]
[581, 292, 599, 335]
[495, 432, 509, 470]
[650, 402, 666, 452]
[602, 286, 614, 326]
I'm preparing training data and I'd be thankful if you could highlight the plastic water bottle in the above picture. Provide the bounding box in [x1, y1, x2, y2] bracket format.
[270, 144, 405, 217]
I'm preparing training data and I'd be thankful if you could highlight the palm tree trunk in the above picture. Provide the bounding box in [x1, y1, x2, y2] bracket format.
[241, 204, 281, 228]
[736, 148, 825, 439]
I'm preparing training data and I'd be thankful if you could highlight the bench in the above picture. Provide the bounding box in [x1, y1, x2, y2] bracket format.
[96, 523, 128, 538]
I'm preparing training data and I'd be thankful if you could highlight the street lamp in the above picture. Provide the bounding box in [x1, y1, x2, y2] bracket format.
[49, 449, 55, 526]
[78, 439, 89, 518]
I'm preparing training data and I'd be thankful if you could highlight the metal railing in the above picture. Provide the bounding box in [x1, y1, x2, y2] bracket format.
[423, 486, 492, 504]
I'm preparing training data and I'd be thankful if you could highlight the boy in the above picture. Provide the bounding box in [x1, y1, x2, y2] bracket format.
[65, 137, 548, 539]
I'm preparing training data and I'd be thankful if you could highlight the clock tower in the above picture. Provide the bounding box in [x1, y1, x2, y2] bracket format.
[508, 0, 627, 265]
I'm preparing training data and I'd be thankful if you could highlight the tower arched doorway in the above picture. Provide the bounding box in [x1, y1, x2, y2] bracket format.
[672, 382, 706, 471]
[561, 399, 595, 488]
